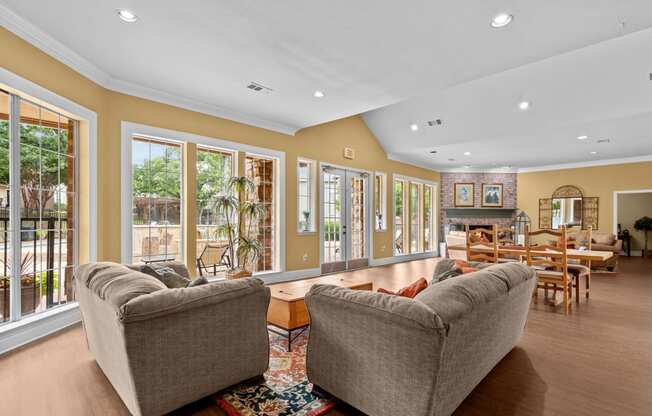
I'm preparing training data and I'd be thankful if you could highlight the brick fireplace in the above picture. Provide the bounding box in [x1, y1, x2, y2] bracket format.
[440, 172, 518, 240]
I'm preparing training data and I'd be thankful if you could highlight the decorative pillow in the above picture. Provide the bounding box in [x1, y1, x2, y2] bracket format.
[592, 233, 615, 245]
[187, 276, 209, 287]
[378, 277, 428, 298]
[454, 260, 479, 274]
[140, 265, 190, 288]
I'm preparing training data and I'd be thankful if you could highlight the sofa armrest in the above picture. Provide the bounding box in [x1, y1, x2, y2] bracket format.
[305, 285, 445, 416]
[613, 239, 623, 252]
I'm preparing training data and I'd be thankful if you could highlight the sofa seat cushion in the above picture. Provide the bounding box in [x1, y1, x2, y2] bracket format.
[417, 262, 536, 324]
[78, 262, 167, 309]
[591, 243, 616, 252]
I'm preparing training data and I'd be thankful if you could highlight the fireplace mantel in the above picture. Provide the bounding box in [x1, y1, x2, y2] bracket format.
[445, 208, 517, 218]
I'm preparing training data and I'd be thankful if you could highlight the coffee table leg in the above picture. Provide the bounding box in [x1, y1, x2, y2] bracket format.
[267, 325, 309, 352]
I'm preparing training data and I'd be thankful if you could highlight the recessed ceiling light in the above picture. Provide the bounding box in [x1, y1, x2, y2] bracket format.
[502, 165, 511, 169]
[491, 13, 513, 28]
[410, 124, 419, 132]
[117, 9, 138, 23]
[590, 151, 598, 155]
[464, 165, 472, 169]
[448, 158, 456, 162]
[577, 135, 588, 140]
[463, 151, 471, 156]
[518, 101, 530, 110]
[313, 90, 325, 98]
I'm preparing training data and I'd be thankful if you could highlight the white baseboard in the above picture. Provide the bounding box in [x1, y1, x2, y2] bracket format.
[370, 251, 438, 267]
[0, 303, 81, 355]
[258, 267, 322, 284]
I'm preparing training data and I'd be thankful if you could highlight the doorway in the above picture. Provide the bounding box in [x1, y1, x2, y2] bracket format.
[320, 165, 370, 274]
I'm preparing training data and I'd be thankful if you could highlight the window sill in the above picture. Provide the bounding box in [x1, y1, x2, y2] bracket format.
[0, 302, 81, 355]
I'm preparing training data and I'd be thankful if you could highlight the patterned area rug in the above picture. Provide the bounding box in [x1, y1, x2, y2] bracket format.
[215, 330, 336, 416]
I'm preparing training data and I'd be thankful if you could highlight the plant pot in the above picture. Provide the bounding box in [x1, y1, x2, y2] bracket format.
[0, 286, 39, 318]
[226, 268, 252, 280]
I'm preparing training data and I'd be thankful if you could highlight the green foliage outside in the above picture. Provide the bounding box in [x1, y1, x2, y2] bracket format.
[0, 121, 69, 213]
[1, 271, 59, 289]
[324, 220, 340, 241]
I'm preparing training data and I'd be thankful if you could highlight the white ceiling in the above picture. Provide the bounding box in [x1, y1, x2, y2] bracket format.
[2, 1, 652, 169]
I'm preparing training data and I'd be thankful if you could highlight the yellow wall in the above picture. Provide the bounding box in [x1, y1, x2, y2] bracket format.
[0, 28, 439, 271]
[517, 161, 652, 234]
[617, 192, 652, 250]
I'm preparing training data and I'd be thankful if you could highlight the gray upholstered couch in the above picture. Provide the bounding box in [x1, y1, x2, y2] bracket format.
[75, 262, 270, 416]
[305, 262, 537, 416]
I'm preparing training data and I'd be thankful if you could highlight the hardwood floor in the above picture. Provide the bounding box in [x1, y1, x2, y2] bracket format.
[0, 257, 650, 416]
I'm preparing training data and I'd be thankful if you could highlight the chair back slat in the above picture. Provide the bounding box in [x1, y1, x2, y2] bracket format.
[466, 225, 498, 263]
[525, 225, 569, 284]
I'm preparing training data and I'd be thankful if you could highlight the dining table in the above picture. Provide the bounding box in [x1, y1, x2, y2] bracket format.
[447, 244, 614, 299]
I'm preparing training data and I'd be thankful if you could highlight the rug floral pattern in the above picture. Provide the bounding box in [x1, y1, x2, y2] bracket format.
[215, 330, 335, 416]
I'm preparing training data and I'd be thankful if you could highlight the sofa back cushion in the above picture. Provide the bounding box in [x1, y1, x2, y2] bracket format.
[78, 262, 167, 310]
[592, 233, 615, 246]
[416, 262, 535, 324]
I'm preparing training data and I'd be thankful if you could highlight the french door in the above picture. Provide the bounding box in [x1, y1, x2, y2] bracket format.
[321, 166, 369, 274]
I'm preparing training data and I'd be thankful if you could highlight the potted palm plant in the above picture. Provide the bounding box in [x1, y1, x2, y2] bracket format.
[214, 176, 267, 279]
[634, 216, 652, 257]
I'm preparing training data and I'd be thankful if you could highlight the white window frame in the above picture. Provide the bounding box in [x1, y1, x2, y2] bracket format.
[121, 122, 286, 274]
[0, 67, 97, 348]
[297, 158, 316, 234]
[393, 174, 438, 256]
[130, 135, 185, 264]
[374, 172, 387, 231]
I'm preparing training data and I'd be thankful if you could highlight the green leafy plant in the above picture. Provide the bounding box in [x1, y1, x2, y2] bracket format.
[634, 216, 652, 256]
[213, 176, 267, 275]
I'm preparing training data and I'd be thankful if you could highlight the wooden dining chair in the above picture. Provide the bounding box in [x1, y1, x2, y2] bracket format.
[466, 225, 498, 263]
[496, 226, 521, 263]
[526, 225, 573, 315]
[567, 226, 592, 302]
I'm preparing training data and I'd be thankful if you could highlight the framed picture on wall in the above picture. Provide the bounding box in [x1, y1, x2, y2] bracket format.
[454, 183, 475, 207]
[482, 183, 503, 207]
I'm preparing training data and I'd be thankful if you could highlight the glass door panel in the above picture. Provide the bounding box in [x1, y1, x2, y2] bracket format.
[347, 172, 368, 270]
[321, 167, 368, 273]
[321, 168, 345, 274]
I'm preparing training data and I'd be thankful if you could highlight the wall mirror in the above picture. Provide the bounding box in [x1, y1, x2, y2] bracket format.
[539, 185, 599, 230]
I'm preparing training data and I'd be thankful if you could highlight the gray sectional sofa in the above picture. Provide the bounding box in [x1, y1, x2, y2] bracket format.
[75, 262, 270, 416]
[305, 262, 537, 416]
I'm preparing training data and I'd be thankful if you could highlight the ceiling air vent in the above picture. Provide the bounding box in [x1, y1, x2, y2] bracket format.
[597, 138, 610, 144]
[246, 82, 273, 94]
[427, 119, 443, 126]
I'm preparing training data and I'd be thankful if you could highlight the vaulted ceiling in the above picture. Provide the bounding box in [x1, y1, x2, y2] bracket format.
[2, 1, 652, 170]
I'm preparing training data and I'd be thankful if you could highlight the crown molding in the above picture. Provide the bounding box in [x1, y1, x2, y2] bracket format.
[0, 4, 111, 86]
[106, 78, 299, 135]
[516, 154, 652, 173]
[0, 5, 299, 136]
[386, 153, 441, 173]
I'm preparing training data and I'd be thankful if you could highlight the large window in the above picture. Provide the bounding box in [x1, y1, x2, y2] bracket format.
[394, 176, 436, 256]
[131, 136, 182, 263]
[393, 179, 408, 254]
[1, 91, 79, 323]
[409, 183, 421, 253]
[245, 155, 276, 272]
[424, 184, 433, 251]
[196, 146, 233, 253]
[297, 158, 315, 233]
[374, 172, 387, 231]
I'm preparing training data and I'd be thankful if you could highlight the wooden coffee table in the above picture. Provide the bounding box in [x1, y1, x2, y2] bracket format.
[267, 275, 373, 351]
